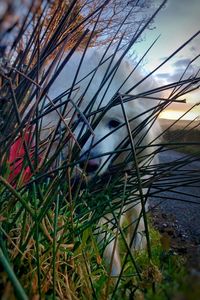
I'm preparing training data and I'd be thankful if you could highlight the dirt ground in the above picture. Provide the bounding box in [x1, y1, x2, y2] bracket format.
[151, 205, 200, 270]
[149, 149, 200, 298]
[150, 205, 200, 299]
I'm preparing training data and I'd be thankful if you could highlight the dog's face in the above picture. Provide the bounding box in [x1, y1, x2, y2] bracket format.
[45, 50, 158, 176]
[74, 103, 142, 176]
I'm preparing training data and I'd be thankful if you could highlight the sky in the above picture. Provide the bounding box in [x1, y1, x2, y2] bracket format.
[0, 0, 199, 120]
[134, 0, 200, 120]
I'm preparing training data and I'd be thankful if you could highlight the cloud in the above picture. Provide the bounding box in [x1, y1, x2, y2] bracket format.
[190, 46, 197, 53]
[155, 73, 170, 79]
[189, 36, 200, 55]
[159, 57, 170, 62]
[155, 58, 199, 83]
[173, 58, 191, 68]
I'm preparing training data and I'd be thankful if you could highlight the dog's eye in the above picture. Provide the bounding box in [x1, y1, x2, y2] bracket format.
[76, 112, 87, 123]
[108, 119, 121, 129]
[77, 113, 82, 120]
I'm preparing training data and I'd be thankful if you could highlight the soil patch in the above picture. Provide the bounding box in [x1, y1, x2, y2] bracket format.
[150, 205, 200, 299]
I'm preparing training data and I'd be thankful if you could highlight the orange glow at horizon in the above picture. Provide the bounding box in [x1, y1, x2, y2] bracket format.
[159, 110, 200, 121]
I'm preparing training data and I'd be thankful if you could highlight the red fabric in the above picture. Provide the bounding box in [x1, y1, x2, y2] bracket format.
[8, 131, 33, 184]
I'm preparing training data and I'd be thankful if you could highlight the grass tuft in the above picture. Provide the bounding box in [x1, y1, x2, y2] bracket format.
[0, 1, 200, 299]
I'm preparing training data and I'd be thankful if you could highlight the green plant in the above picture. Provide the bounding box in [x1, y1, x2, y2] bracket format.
[0, 1, 200, 299]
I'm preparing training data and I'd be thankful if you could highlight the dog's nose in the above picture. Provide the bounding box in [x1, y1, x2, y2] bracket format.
[79, 158, 100, 173]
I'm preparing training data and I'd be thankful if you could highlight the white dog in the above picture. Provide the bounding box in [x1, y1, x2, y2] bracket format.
[43, 49, 159, 275]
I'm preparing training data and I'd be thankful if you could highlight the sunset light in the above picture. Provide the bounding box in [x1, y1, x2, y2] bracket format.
[159, 109, 200, 121]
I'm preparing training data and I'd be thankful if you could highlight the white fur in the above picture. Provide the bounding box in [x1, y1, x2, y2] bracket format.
[44, 49, 159, 275]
